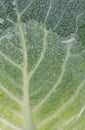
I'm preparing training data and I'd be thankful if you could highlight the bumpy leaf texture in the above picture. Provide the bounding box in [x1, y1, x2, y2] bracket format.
[0, 0, 85, 130]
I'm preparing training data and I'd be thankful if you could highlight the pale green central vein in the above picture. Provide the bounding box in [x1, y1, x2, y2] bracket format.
[17, 12, 35, 130]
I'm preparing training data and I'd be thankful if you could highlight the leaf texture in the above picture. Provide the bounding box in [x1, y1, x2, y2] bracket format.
[0, 0, 85, 130]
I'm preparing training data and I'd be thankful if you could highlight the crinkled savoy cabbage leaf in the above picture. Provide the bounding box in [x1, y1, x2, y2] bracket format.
[0, 0, 85, 130]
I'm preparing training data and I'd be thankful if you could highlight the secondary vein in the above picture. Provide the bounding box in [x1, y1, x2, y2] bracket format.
[33, 44, 71, 112]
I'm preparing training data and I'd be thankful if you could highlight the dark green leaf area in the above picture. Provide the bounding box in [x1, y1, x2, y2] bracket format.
[1, 0, 85, 37]
[77, 25, 85, 46]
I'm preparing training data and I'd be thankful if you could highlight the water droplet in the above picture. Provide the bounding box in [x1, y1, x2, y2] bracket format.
[62, 37, 75, 44]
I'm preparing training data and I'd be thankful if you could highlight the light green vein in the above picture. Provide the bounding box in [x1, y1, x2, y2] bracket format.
[57, 115, 77, 130]
[0, 117, 23, 130]
[33, 44, 71, 112]
[8, 109, 23, 120]
[0, 84, 22, 106]
[57, 105, 85, 130]
[44, 0, 52, 25]
[53, 12, 64, 30]
[28, 27, 48, 81]
[6, 74, 21, 89]
[75, 12, 84, 33]
[6, 17, 16, 25]
[37, 79, 85, 127]
[72, 105, 85, 124]
[17, 12, 35, 130]
[0, 51, 21, 70]
[21, 0, 33, 16]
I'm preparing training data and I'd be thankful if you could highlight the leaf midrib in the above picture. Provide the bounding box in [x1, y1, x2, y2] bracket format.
[17, 11, 35, 130]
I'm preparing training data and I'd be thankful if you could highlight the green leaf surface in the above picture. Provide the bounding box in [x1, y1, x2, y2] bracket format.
[0, 0, 85, 130]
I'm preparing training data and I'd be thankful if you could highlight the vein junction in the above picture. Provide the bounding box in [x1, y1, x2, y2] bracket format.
[17, 12, 35, 130]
